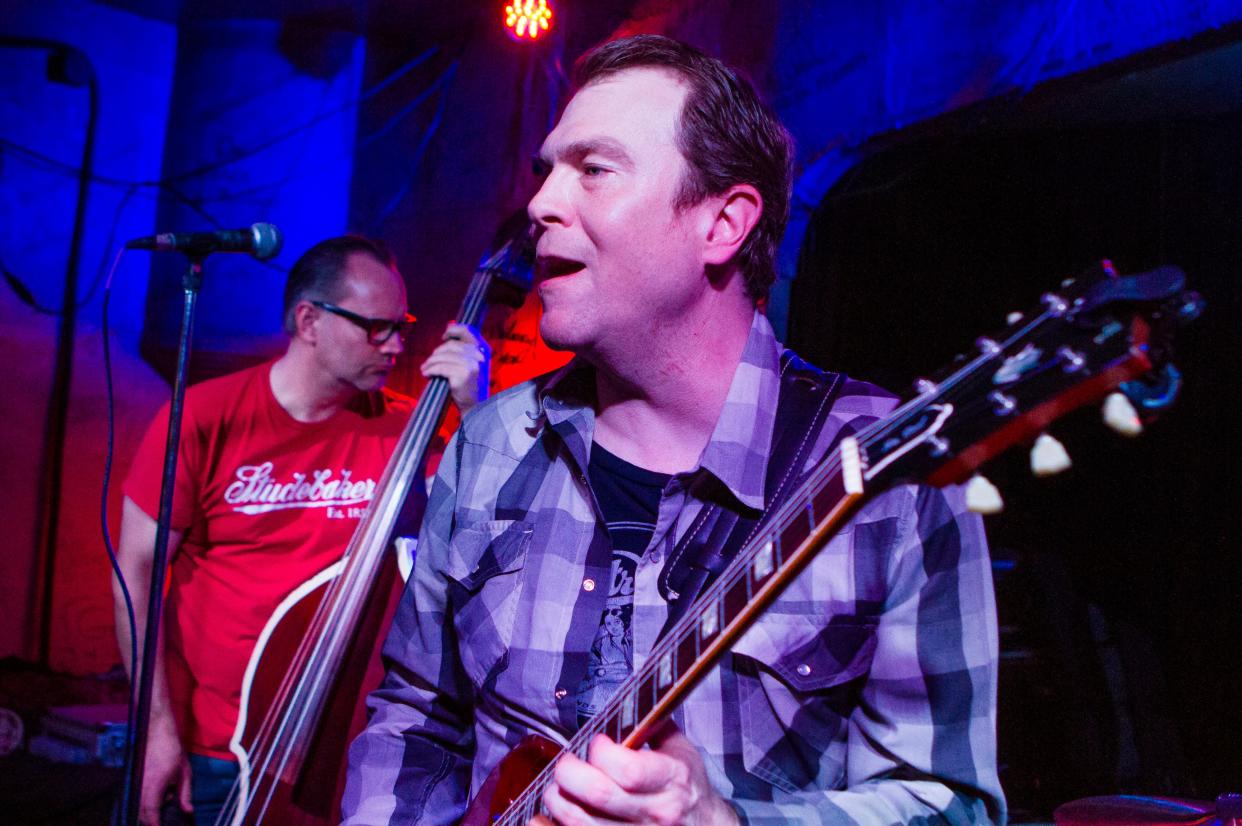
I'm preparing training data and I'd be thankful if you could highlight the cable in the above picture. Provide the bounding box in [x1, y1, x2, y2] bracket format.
[98, 246, 139, 826]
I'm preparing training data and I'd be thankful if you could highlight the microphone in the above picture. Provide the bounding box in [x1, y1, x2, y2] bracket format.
[126, 222, 283, 260]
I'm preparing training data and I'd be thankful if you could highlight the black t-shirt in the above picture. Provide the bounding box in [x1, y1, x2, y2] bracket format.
[574, 443, 671, 724]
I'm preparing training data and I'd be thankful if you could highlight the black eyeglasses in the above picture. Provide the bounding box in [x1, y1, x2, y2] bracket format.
[311, 300, 416, 344]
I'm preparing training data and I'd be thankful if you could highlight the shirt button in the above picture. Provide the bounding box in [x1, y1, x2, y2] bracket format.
[554, 687, 568, 700]
[582, 578, 596, 592]
[796, 663, 812, 677]
[649, 552, 661, 565]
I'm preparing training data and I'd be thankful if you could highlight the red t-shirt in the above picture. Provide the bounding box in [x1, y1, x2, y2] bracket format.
[123, 361, 410, 759]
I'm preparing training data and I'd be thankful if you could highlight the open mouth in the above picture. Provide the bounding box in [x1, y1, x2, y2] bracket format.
[537, 255, 586, 281]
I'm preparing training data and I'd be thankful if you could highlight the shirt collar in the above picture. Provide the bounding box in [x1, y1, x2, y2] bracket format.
[537, 311, 782, 511]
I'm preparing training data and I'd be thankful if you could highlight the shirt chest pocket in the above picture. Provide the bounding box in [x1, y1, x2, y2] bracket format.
[446, 520, 533, 687]
[728, 613, 879, 793]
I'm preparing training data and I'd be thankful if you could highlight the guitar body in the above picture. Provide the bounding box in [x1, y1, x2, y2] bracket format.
[224, 555, 403, 825]
[459, 735, 562, 826]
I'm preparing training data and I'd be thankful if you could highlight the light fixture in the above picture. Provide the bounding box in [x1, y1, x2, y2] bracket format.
[504, 0, 553, 41]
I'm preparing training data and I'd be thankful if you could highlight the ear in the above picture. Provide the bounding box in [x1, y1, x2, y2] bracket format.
[292, 301, 320, 344]
[702, 184, 763, 268]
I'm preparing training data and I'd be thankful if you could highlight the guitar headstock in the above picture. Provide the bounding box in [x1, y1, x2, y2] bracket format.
[861, 261, 1203, 507]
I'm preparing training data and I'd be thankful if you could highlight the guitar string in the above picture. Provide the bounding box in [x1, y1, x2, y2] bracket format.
[495, 306, 1056, 822]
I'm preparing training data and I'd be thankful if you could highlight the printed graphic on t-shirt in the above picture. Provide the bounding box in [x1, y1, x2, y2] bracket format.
[576, 546, 641, 720]
[223, 461, 378, 517]
[575, 444, 669, 725]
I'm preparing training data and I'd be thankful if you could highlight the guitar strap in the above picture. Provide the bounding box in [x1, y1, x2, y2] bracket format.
[656, 351, 843, 639]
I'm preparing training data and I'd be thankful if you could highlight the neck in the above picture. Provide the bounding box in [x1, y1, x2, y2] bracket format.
[270, 345, 359, 423]
[590, 294, 755, 474]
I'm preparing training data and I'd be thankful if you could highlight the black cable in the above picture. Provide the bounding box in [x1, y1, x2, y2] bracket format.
[98, 248, 140, 826]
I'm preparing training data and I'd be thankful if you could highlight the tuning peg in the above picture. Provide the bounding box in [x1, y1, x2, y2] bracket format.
[965, 474, 1004, 514]
[1030, 433, 1072, 476]
[1102, 392, 1143, 436]
[1006, 311, 1023, 325]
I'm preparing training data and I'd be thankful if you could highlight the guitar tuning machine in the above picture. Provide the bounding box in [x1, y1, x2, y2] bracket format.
[1042, 293, 1069, 316]
[1057, 346, 1086, 373]
[1031, 433, 1072, 476]
[988, 390, 1017, 416]
[965, 475, 1004, 514]
[1102, 392, 1143, 436]
[976, 337, 1002, 356]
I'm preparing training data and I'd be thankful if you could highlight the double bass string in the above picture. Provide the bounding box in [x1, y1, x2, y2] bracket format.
[220, 262, 500, 824]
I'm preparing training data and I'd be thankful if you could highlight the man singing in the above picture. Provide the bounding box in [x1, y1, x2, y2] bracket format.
[345, 36, 1004, 825]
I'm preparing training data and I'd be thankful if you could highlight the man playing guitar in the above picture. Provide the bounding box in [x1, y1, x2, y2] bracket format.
[344, 36, 1004, 825]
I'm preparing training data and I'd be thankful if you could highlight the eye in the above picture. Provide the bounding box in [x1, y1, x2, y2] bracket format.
[583, 164, 607, 178]
[531, 156, 550, 178]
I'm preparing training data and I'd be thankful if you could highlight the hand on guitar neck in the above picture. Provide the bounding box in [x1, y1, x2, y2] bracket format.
[532, 725, 739, 826]
[421, 322, 490, 415]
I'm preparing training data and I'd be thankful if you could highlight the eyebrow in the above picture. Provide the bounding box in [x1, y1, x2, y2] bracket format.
[536, 137, 634, 170]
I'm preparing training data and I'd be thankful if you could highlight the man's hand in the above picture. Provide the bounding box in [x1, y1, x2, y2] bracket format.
[420, 322, 489, 414]
[533, 729, 739, 826]
[140, 716, 192, 826]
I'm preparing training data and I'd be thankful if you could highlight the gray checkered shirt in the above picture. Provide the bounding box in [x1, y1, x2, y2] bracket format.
[343, 312, 1004, 825]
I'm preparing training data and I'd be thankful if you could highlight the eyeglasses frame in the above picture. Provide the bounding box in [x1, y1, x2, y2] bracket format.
[310, 300, 416, 345]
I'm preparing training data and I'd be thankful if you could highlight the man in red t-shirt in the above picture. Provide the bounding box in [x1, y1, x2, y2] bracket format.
[114, 235, 488, 826]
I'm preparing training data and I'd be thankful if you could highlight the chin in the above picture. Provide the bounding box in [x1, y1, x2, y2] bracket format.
[353, 374, 388, 393]
[538, 315, 590, 353]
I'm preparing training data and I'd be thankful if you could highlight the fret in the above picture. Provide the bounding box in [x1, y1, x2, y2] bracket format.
[636, 672, 655, 723]
[779, 502, 813, 554]
[606, 709, 622, 743]
[621, 692, 636, 729]
[810, 475, 843, 522]
[723, 574, 749, 625]
[753, 538, 775, 580]
[676, 633, 697, 679]
[699, 598, 720, 639]
[658, 651, 673, 688]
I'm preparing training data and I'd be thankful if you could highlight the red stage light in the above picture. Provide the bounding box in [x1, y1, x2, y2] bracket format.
[504, 0, 553, 40]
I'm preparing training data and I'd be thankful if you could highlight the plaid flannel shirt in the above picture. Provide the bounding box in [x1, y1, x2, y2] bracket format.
[343, 312, 1005, 825]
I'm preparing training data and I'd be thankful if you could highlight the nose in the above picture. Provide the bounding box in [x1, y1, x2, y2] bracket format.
[378, 330, 404, 356]
[528, 167, 571, 230]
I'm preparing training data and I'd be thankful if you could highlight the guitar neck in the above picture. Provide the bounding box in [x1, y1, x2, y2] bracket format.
[496, 438, 870, 823]
[497, 264, 1195, 823]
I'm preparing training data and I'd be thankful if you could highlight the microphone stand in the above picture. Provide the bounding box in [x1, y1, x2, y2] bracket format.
[122, 254, 205, 826]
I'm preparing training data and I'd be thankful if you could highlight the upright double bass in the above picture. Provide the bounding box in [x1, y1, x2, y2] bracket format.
[216, 228, 535, 825]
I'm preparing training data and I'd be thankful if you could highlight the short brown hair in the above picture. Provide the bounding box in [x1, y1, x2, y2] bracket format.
[573, 35, 793, 302]
[282, 235, 397, 333]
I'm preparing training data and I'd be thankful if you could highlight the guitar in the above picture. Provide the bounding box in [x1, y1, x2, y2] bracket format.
[217, 227, 535, 826]
[461, 261, 1203, 825]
